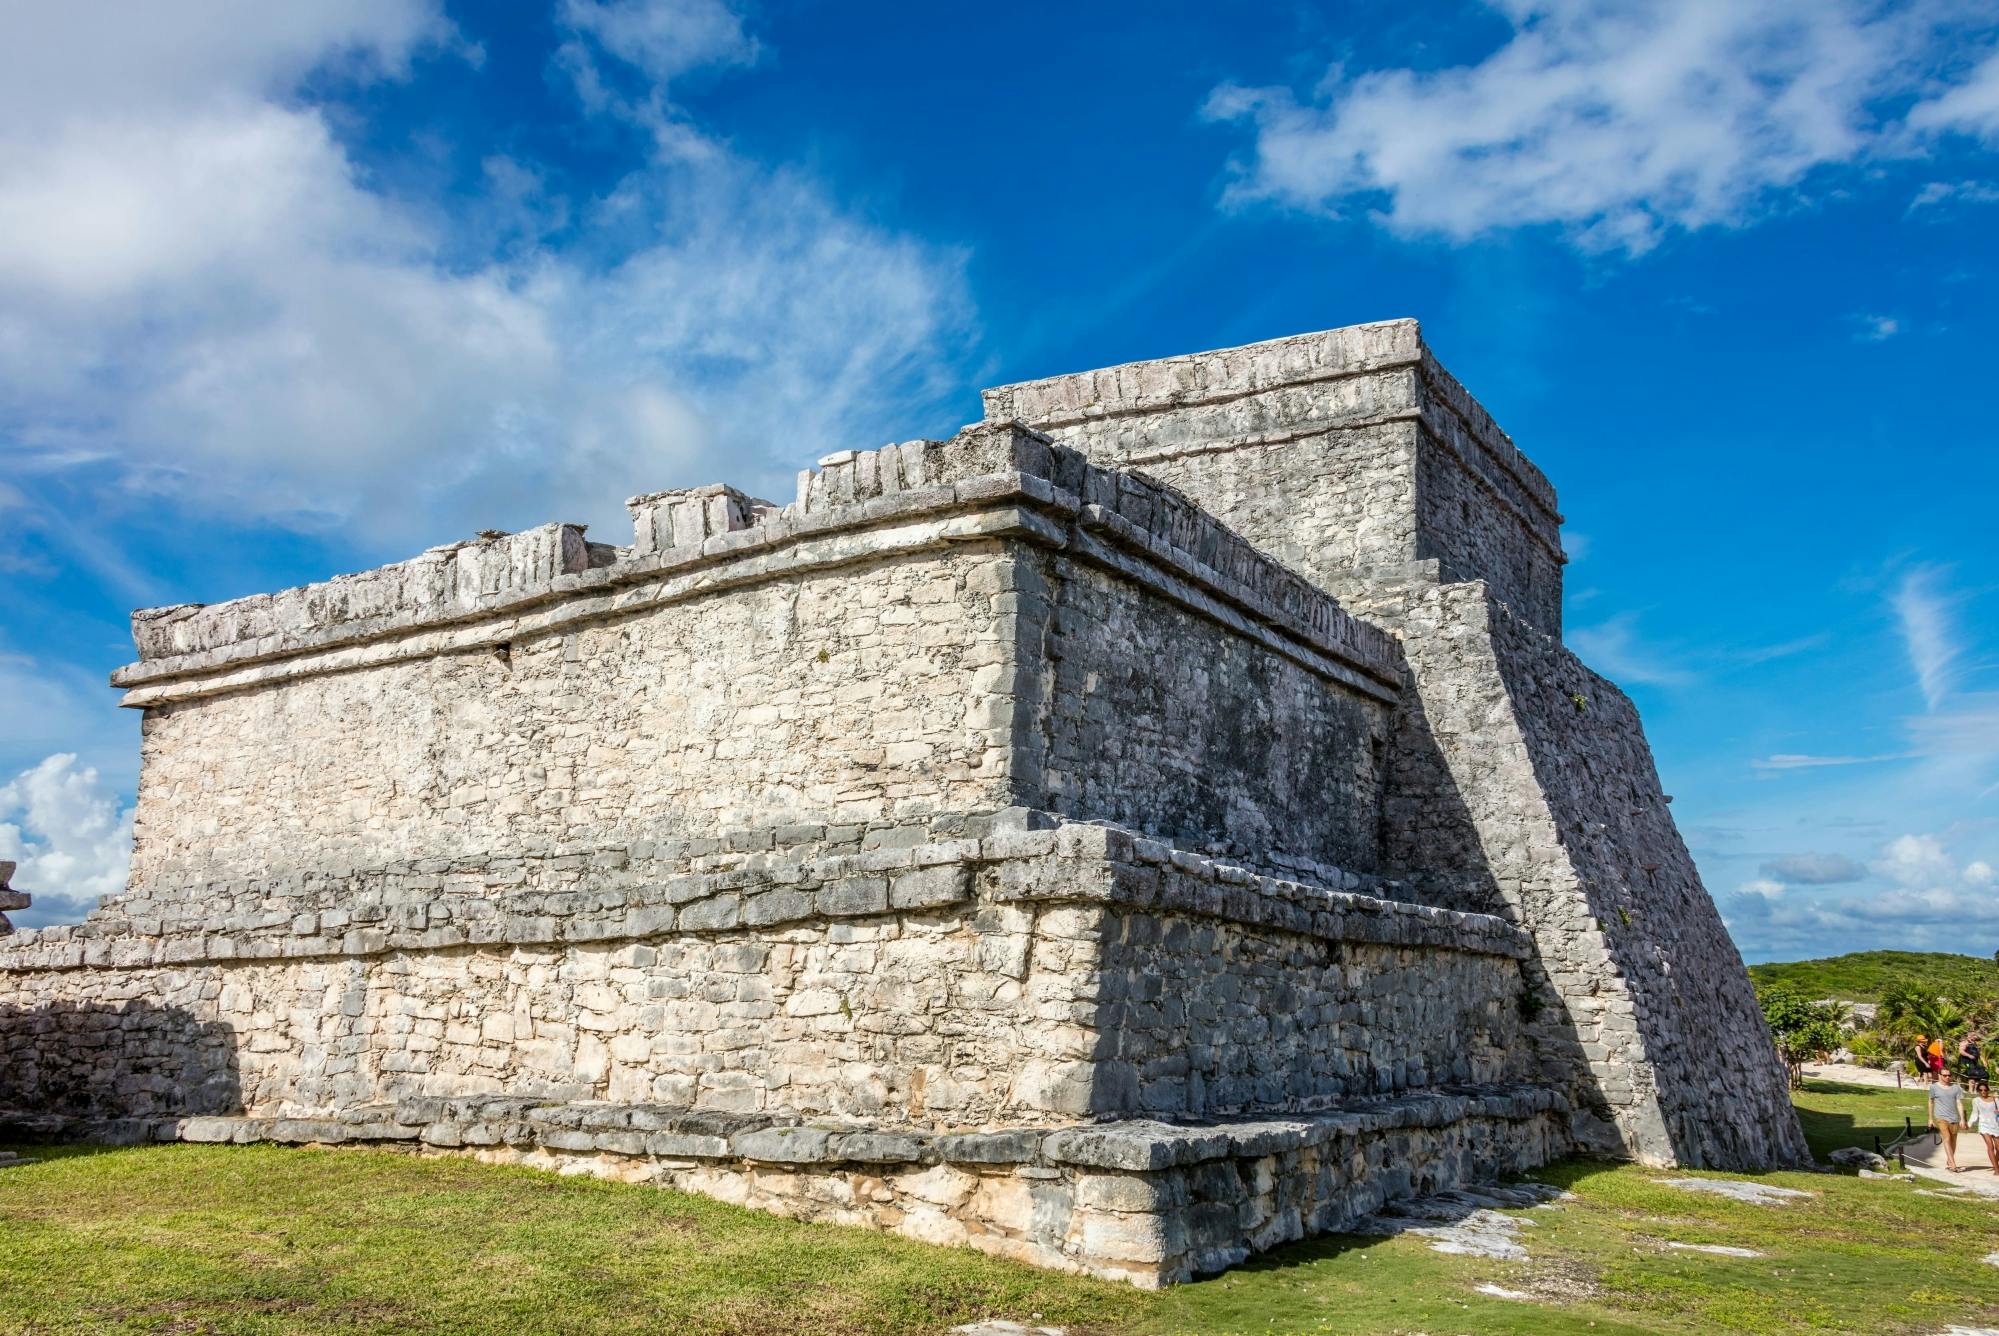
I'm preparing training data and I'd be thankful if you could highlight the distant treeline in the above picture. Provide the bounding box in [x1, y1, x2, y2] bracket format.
[1747, 951, 1997, 1003]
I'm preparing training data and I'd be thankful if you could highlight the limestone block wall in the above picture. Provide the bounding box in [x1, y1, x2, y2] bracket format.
[1090, 914, 1535, 1119]
[1374, 582, 1806, 1169]
[128, 544, 1019, 886]
[7, 420, 1424, 1136]
[0, 903, 1087, 1128]
[1023, 554, 1391, 871]
[115, 420, 1404, 896]
[0, 827, 1534, 1132]
[982, 319, 1565, 633]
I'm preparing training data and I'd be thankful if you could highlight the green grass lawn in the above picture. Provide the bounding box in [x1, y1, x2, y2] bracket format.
[4, 1083, 1994, 1336]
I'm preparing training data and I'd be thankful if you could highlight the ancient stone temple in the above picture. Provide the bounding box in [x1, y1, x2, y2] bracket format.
[0, 320, 1806, 1284]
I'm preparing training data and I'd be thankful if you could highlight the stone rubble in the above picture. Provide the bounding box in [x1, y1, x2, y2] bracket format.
[0, 320, 1808, 1284]
[1349, 1181, 1566, 1259]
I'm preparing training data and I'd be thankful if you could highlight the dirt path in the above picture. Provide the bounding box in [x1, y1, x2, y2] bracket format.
[1801, 1061, 1906, 1089]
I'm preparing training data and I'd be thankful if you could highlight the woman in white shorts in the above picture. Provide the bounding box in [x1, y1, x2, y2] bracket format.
[1971, 1079, 1999, 1174]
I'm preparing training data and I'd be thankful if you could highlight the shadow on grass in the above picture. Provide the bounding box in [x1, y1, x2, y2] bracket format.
[1790, 1079, 1922, 1162]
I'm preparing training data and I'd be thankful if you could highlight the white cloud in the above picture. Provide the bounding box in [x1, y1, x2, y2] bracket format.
[1906, 47, 1999, 141]
[1893, 565, 1963, 710]
[0, 1, 453, 124]
[1724, 878, 1999, 959]
[1568, 612, 1695, 687]
[0, 0, 973, 551]
[0, 754, 134, 928]
[1872, 832, 1955, 888]
[559, 0, 756, 90]
[1725, 830, 1999, 958]
[1205, 0, 1997, 253]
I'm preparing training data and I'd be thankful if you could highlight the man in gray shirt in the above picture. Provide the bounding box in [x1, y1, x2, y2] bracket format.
[1930, 1069, 1966, 1171]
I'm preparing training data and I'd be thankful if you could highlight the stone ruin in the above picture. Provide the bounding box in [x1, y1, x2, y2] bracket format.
[0, 320, 1806, 1284]
[0, 863, 24, 936]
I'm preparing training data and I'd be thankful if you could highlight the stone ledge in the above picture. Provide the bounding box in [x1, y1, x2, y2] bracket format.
[0, 1082, 1563, 1168]
[0, 820, 1528, 974]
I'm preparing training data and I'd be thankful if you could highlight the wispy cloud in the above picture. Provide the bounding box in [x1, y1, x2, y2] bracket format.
[1751, 751, 1908, 772]
[1759, 853, 1866, 884]
[1205, 1, 1999, 254]
[1904, 45, 1999, 142]
[1568, 612, 1695, 687]
[1907, 179, 1999, 213]
[1903, 692, 1999, 757]
[1851, 313, 1901, 342]
[1734, 633, 1830, 666]
[1894, 565, 1964, 709]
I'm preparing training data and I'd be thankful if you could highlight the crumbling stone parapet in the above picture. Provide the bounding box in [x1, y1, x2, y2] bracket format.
[0, 862, 26, 936]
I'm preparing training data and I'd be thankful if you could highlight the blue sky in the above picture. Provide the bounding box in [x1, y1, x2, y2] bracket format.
[2, 0, 1997, 961]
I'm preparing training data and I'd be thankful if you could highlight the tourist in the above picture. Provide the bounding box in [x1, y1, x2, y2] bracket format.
[1929, 1068, 1965, 1171]
[1971, 1080, 1999, 1175]
[1959, 1030, 1988, 1083]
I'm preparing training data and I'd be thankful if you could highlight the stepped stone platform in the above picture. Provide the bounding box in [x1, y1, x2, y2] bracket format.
[0, 320, 1806, 1284]
[4, 1083, 1564, 1285]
